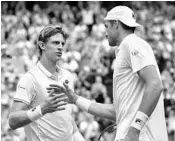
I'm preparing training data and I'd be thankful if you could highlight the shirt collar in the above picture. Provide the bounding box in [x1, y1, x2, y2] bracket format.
[37, 61, 62, 78]
[114, 46, 120, 57]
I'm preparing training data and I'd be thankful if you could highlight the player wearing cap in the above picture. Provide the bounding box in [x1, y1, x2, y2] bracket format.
[8, 25, 85, 141]
[102, 6, 168, 141]
[48, 6, 168, 141]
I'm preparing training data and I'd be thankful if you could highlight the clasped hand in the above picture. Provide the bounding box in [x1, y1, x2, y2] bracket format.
[40, 89, 68, 115]
[47, 80, 78, 104]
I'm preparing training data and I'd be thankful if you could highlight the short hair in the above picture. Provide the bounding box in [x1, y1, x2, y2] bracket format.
[37, 25, 67, 60]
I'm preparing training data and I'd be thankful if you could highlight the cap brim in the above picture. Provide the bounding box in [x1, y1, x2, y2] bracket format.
[104, 16, 117, 21]
[104, 17, 142, 27]
[126, 22, 141, 27]
[119, 20, 142, 27]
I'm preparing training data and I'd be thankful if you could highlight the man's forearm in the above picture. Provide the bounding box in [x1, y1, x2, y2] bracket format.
[130, 66, 163, 134]
[88, 102, 116, 121]
[130, 81, 163, 133]
[74, 95, 116, 121]
[9, 105, 44, 130]
[9, 111, 32, 130]
[138, 81, 163, 117]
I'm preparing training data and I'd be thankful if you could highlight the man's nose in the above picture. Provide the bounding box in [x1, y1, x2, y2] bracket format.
[57, 46, 63, 52]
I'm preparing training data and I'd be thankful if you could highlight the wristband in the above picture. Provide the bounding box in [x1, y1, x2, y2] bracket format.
[131, 111, 148, 131]
[76, 97, 92, 112]
[27, 105, 43, 121]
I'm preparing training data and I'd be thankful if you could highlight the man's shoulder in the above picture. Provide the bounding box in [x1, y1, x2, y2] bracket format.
[19, 66, 39, 81]
[28, 65, 41, 76]
[124, 34, 151, 51]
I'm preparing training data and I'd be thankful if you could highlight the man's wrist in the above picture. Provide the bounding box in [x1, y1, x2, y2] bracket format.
[75, 96, 92, 112]
[27, 105, 43, 121]
[73, 94, 79, 104]
[131, 111, 148, 131]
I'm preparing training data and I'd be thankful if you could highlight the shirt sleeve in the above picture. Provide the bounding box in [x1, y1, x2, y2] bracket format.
[127, 40, 156, 73]
[14, 73, 36, 105]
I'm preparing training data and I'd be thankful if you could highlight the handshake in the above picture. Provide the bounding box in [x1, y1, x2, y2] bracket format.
[40, 80, 78, 115]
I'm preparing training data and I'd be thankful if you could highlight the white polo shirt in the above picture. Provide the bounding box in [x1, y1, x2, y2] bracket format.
[113, 34, 168, 141]
[14, 62, 75, 141]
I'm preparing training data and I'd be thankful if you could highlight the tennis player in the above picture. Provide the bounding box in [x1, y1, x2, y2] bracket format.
[8, 25, 85, 141]
[49, 6, 169, 141]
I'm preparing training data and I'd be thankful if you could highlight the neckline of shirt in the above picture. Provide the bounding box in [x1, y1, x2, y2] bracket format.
[37, 62, 63, 78]
[115, 33, 136, 56]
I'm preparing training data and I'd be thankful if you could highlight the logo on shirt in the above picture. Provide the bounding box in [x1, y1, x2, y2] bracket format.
[131, 50, 138, 56]
[18, 86, 25, 90]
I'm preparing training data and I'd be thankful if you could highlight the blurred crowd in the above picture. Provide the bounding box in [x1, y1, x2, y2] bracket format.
[1, 1, 175, 141]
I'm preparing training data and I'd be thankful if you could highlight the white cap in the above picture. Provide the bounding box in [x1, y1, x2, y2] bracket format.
[104, 6, 141, 27]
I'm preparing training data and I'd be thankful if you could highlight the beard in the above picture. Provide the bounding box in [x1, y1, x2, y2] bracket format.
[108, 39, 117, 47]
[108, 35, 121, 47]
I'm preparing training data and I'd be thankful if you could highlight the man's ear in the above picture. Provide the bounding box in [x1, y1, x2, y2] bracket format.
[38, 41, 46, 50]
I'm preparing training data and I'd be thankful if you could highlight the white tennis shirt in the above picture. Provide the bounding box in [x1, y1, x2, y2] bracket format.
[113, 34, 168, 141]
[14, 62, 75, 141]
